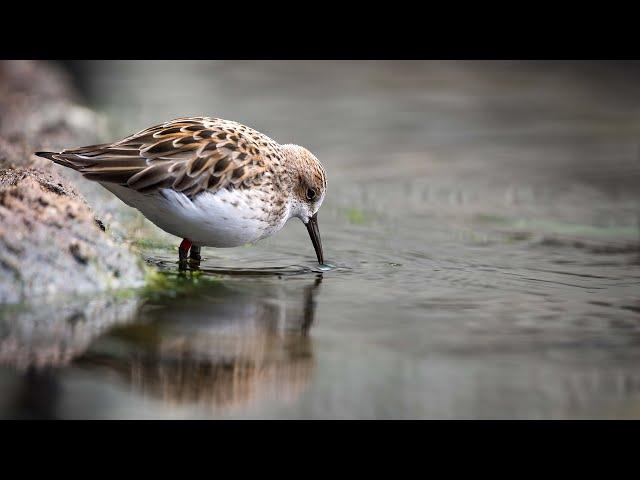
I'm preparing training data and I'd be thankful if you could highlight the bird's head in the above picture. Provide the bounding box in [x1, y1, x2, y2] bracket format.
[281, 144, 327, 265]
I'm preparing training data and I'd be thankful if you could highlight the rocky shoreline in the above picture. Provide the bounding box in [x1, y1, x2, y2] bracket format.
[0, 60, 145, 304]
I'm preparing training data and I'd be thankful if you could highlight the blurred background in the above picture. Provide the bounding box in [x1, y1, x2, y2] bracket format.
[1, 60, 639, 418]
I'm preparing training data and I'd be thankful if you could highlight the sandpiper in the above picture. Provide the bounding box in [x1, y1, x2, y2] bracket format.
[36, 116, 327, 265]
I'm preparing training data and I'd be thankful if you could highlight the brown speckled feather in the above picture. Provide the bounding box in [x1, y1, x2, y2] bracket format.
[46, 117, 282, 198]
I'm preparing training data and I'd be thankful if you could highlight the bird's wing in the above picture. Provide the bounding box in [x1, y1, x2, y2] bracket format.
[45, 117, 275, 197]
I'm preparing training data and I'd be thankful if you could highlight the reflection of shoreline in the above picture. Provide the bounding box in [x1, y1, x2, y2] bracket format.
[75, 275, 322, 414]
[0, 295, 141, 370]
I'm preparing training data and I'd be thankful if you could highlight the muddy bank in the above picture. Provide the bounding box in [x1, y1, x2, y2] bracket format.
[0, 61, 145, 304]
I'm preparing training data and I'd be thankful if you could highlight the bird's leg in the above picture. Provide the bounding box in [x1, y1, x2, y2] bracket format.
[189, 245, 201, 262]
[188, 245, 202, 270]
[178, 238, 192, 265]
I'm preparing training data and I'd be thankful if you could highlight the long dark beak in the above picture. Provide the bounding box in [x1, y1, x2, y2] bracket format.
[305, 213, 324, 265]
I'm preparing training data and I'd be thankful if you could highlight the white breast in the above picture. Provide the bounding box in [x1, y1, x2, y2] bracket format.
[101, 184, 289, 247]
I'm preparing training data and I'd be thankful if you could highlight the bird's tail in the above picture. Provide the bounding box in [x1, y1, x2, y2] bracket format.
[35, 151, 58, 162]
[35, 146, 147, 184]
[35, 151, 78, 170]
[35, 147, 110, 171]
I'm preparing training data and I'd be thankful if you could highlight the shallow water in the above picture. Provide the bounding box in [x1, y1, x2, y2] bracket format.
[1, 61, 640, 418]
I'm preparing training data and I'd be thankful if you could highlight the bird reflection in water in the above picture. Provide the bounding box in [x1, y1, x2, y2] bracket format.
[74, 273, 323, 414]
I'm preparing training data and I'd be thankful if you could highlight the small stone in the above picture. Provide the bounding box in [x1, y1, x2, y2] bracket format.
[69, 240, 90, 264]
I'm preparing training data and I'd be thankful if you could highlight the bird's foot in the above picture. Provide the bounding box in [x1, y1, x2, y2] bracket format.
[178, 239, 202, 270]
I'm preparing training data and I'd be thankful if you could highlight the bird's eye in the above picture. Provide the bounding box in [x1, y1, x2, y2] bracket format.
[306, 188, 317, 201]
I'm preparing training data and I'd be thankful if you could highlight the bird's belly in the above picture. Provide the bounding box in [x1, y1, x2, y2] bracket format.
[101, 184, 284, 247]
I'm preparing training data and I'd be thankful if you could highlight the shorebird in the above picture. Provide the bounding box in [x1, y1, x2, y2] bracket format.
[36, 116, 326, 265]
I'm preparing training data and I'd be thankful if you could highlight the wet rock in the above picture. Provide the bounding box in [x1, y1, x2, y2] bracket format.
[0, 61, 145, 304]
[0, 169, 145, 303]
